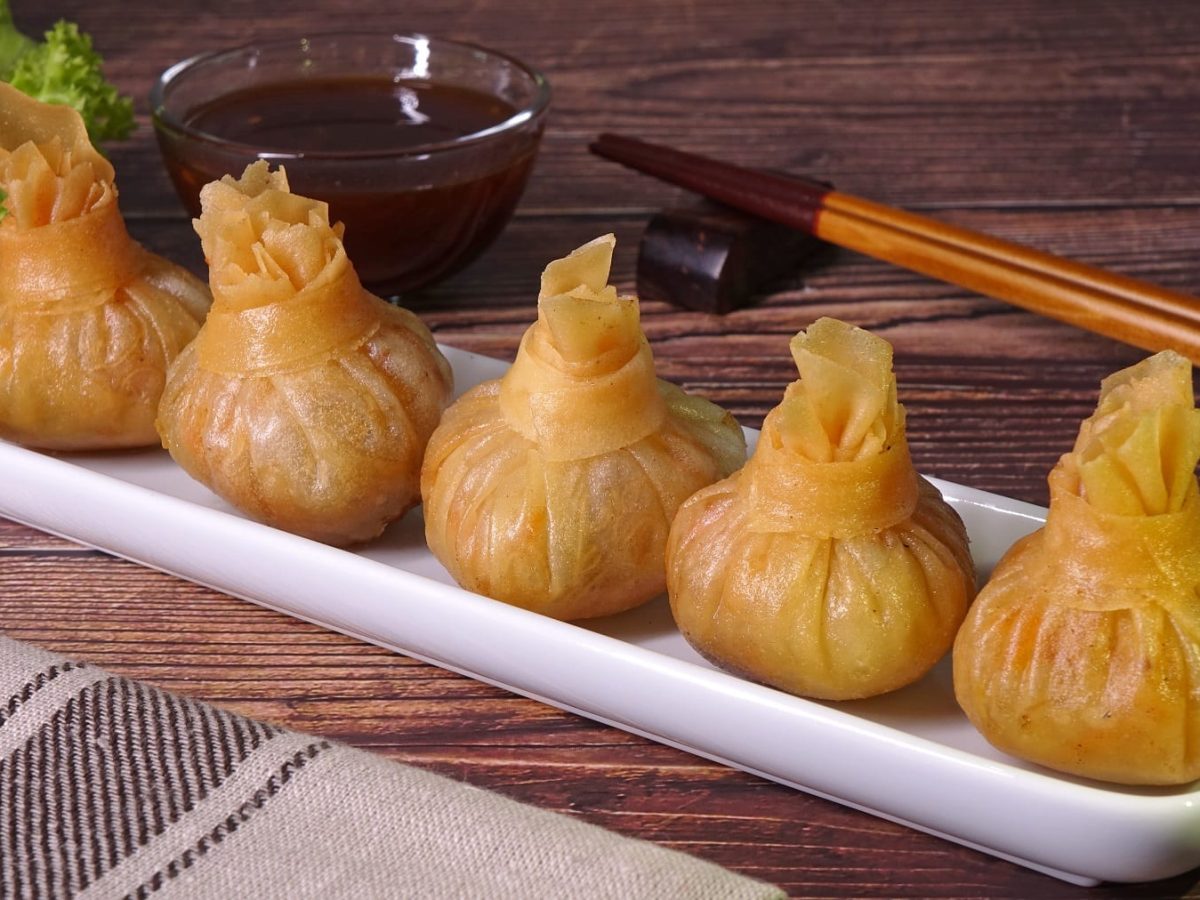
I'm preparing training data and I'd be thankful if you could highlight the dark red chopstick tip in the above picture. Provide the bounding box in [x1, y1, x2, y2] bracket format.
[587, 133, 830, 234]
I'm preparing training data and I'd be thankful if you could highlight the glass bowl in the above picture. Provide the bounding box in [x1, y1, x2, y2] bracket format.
[151, 33, 550, 295]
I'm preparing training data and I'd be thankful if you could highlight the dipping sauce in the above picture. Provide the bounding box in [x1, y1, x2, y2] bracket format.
[156, 76, 542, 294]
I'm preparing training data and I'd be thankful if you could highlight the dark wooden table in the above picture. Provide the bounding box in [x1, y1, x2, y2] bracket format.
[4, 1, 1200, 897]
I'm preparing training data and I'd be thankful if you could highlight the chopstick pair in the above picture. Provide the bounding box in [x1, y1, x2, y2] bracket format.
[590, 133, 1200, 363]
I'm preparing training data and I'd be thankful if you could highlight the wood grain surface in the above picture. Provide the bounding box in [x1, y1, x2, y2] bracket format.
[3, 1, 1200, 897]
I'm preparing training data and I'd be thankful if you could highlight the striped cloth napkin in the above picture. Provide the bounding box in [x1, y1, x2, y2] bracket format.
[0, 634, 784, 900]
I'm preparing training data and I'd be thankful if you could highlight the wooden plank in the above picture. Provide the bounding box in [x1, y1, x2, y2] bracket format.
[11, 1, 1200, 213]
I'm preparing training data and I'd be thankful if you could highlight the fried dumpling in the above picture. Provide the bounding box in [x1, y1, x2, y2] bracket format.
[667, 318, 975, 700]
[954, 351, 1200, 785]
[0, 83, 210, 449]
[156, 162, 452, 546]
[420, 234, 746, 619]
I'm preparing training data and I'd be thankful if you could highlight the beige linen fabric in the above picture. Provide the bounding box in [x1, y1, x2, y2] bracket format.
[0, 633, 784, 900]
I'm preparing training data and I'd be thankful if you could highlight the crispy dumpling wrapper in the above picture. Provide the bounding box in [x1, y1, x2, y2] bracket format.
[157, 162, 452, 546]
[953, 351, 1200, 785]
[421, 235, 746, 619]
[667, 318, 975, 700]
[0, 83, 210, 449]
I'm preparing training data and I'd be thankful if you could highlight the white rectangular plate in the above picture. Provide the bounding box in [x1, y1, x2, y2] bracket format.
[0, 346, 1196, 887]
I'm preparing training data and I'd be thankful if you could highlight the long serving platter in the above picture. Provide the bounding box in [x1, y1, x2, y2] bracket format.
[0, 345, 1196, 887]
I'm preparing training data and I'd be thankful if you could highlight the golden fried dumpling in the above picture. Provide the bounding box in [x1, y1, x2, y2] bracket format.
[421, 234, 746, 619]
[954, 351, 1200, 785]
[667, 318, 975, 700]
[0, 83, 210, 449]
[156, 162, 452, 546]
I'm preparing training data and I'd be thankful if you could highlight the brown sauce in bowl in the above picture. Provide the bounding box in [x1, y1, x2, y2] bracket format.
[187, 78, 514, 152]
[158, 77, 539, 294]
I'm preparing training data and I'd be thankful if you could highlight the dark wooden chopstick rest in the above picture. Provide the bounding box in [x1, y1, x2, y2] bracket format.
[637, 202, 827, 314]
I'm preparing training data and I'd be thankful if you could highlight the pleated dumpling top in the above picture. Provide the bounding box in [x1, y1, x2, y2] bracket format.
[954, 350, 1200, 785]
[0, 83, 210, 449]
[667, 318, 975, 700]
[156, 162, 452, 546]
[421, 234, 747, 620]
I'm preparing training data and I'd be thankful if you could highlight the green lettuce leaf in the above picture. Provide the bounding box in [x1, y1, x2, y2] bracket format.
[0, 1, 133, 143]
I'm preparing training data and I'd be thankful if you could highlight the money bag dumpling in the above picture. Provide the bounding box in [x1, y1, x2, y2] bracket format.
[667, 318, 975, 700]
[0, 83, 210, 449]
[421, 234, 747, 619]
[157, 162, 452, 545]
[954, 351, 1200, 785]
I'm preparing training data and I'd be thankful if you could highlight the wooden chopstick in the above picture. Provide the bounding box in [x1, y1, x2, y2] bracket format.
[589, 133, 1200, 362]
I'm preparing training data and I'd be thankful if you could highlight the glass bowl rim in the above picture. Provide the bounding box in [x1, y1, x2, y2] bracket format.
[150, 31, 551, 161]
